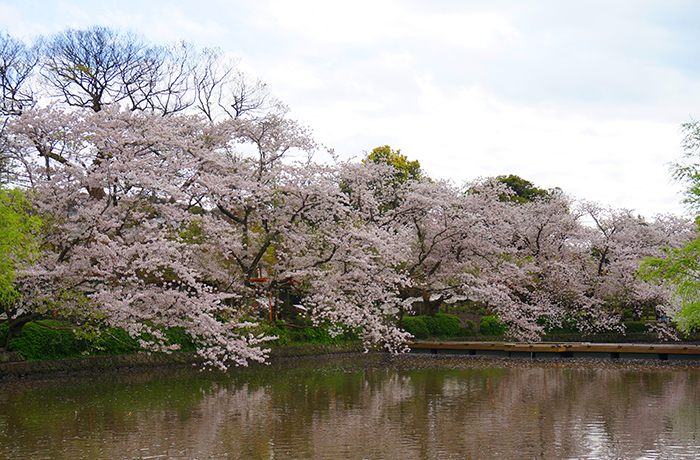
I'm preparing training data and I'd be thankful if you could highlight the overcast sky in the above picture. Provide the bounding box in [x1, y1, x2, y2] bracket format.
[3, 0, 700, 218]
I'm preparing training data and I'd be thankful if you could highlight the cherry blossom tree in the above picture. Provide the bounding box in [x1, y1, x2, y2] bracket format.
[4, 106, 276, 368]
[3, 103, 412, 364]
[182, 149, 413, 352]
[496, 195, 613, 337]
[2, 25, 696, 366]
[0, 26, 351, 365]
[581, 203, 694, 320]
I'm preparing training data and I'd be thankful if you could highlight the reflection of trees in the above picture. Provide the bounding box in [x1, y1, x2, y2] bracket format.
[383, 359, 700, 459]
[1, 357, 700, 459]
[0, 368, 276, 458]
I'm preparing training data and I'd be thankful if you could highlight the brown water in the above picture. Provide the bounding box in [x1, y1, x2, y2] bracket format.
[1, 354, 699, 459]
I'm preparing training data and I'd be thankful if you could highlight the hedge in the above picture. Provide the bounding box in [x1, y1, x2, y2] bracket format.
[402, 316, 430, 339]
[401, 314, 463, 339]
[9, 320, 86, 361]
[478, 315, 506, 336]
[425, 313, 461, 337]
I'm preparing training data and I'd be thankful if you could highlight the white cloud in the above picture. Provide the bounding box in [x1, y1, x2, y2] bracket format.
[298, 74, 685, 217]
[267, 0, 517, 49]
[264, 61, 324, 90]
[1, 0, 695, 218]
[135, 9, 227, 42]
[0, 2, 51, 38]
[419, 13, 519, 48]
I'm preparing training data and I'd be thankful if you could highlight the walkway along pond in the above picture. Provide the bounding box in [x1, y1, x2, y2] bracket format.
[409, 341, 700, 360]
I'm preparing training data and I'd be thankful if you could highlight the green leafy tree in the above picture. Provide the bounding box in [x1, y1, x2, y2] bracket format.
[673, 120, 700, 211]
[0, 153, 10, 183]
[496, 174, 553, 204]
[638, 120, 700, 332]
[0, 188, 41, 347]
[639, 239, 700, 332]
[364, 145, 423, 183]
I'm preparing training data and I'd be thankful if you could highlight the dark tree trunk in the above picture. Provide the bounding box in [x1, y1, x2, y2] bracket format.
[398, 287, 444, 317]
[3, 313, 42, 350]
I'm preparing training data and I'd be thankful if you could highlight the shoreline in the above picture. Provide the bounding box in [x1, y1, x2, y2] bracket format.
[6, 337, 700, 381]
[0, 342, 367, 380]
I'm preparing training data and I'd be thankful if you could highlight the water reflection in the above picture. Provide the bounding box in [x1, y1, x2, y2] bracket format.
[1, 355, 699, 459]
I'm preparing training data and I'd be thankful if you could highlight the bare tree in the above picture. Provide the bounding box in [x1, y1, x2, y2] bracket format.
[192, 47, 234, 121]
[120, 40, 195, 115]
[37, 26, 283, 121]
[41, 26, 194, 114]
[42, 26, 128, 112]
[225, 70, 280, 119]
[192, 47, 281, 121]
[0, 33, 40, 180]
[0, 32, 38, 116]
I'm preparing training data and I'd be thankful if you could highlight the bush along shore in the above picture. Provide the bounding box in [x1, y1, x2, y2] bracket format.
[0, 318, 367, 378]
[3, 312, 700, 379]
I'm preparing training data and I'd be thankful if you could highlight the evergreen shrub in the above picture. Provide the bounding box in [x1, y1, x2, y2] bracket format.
[623, 321, 650, 334]
[266, 325, 291, 346]
[425, 313, 461, 337]
[478, 315, 506, 336]
[272, 322, 360, 345]
[300, 326, 334, 343]
[402, 316, 430, 339]
[163, 327, 197, 352]
[9, 320, 85, 360]
[299, 324, 359, 344]
[89, 328, 140, 355]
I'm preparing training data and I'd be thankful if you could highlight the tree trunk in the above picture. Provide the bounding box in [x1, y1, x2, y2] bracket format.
[3, 313, 42, 350]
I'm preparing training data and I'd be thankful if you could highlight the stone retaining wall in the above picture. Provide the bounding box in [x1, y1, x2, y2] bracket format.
[0, 342, 367, 379]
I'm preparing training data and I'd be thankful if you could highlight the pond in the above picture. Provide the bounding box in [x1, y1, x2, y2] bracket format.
[1, 354, 699, 459]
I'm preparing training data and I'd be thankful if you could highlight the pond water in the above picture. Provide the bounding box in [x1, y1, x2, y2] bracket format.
[1, 354, 700, 459]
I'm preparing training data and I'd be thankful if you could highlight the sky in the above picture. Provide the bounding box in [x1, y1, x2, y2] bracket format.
[2, 0, 700, 218]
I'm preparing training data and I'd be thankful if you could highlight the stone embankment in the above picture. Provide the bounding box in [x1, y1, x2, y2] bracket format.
[6, 336, 700, 380]
[0, 342, 366, 379]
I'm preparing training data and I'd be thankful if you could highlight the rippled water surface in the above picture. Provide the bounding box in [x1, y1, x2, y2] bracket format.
[1, 354, 700, 459]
